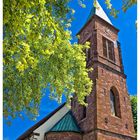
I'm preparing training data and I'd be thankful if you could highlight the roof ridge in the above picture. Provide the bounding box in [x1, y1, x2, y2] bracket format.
[17, 103, 66, 140]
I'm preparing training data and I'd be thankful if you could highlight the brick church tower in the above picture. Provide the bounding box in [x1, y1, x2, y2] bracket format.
[71, 1, 136, 140]
[17, 1, 136, 140]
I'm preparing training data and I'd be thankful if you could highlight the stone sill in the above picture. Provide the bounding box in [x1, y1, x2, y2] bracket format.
[99, 55, 117, 65]
[111, 115, 121, 120]
[78, 117, 87, 125]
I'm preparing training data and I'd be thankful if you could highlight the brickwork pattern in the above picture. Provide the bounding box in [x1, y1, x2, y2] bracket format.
[45, 132, 82, 140]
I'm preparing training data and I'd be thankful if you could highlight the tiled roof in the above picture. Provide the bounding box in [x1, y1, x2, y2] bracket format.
[49, 111, 81, 133]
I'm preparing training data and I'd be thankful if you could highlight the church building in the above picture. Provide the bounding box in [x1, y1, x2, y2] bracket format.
[17, 1, 136, 140]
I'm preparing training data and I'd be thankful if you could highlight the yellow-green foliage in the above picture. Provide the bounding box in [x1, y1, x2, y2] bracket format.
[3, 0, 92, 120]
[130, 96, 137, 133]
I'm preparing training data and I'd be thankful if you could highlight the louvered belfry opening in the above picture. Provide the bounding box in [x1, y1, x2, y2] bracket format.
[102, 36, 115, 62]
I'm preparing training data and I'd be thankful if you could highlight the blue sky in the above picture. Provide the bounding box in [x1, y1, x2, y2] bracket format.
[3, 0, 137, 140]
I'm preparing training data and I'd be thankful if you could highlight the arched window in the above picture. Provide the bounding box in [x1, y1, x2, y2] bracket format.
[110, 87, 121, 118]
[110, 90, 117, 116]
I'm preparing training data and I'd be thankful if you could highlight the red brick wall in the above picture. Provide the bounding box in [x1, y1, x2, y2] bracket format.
[83, 131, 97, 140]
[45, 132, 82, 140]
[96, 131, 135, 140]
[96, 66, 135, 137]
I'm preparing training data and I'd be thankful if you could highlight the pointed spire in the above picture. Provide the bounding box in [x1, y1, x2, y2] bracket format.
[87, 0, 112, 25]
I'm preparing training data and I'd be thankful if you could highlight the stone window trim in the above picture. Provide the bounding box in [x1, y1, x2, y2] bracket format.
[110, 86, 121, 118]
[110, 114, 122, 120]
[102, 36, 116, 62]
[100, 33, 115, 43]
[98, 55, 117, 66]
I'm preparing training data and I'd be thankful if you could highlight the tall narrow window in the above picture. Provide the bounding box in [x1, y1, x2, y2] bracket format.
[86, 47, 91, 61]
[102, 37, 115, 61]
[81, 96, 87, 120]
[85, 39, 91, 62]
[108, 41, 115, 61]
[110, 90, 117, 116]
[88, 47, 91, 60]
[109, 87, 121, 118]
[71, 99, 76, 108]
[103, 37, 107, 57]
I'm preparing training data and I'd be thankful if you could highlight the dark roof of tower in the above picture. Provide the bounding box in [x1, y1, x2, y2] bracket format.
[86, 5, 96, 22]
